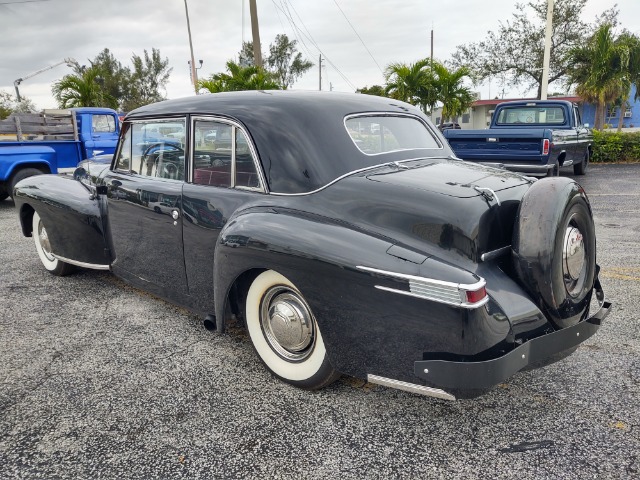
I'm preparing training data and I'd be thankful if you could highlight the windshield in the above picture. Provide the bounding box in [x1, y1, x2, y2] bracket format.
[345, 115, 441, 155]
[496, 106, 566, 125]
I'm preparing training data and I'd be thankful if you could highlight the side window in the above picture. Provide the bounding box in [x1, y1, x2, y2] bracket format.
[131, 120, 186, 180]
[192, 120, 260, 189]
[574, 107, 582, 127]
[92, 114, 116, 133]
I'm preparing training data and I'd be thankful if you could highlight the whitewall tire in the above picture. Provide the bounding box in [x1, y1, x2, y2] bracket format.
[245, 270, 339, 389]
[32, 211, 74, 276]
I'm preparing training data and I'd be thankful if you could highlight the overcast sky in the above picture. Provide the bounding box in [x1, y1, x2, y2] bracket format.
[1, 0, 638, 110]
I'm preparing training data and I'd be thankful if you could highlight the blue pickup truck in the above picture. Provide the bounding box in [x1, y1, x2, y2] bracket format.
[443, 100, 593, 176]
[0, 107, 120, 200]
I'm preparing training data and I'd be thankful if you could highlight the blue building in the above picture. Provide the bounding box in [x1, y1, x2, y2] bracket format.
[581, 84, 640, 128]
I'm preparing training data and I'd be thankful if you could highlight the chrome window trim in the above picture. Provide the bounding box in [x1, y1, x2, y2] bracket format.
[343, 112, 444, 155]
[356, 265, 489, 309]
[112, 117, 188, 179]
[190, 115, 268, 193]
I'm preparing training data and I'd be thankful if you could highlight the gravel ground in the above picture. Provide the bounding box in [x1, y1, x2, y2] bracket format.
[0, 164, 638, 479]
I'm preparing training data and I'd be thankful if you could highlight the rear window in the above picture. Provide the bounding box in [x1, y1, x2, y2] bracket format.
[345, 115, 440, 155]
[496, 106, 566, 125]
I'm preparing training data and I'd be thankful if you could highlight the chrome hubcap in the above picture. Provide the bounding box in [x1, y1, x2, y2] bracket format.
[37, 220, 55, 261]
[563, 225, 585, 294]
[261, 286, 315, 361]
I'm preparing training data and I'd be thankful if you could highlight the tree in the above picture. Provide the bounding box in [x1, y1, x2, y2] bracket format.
[432, 63, 475, 122]
[88, 48, 132, 110]
[356, 85, 387, 97]
[266, 34, 313, 89]
[568, 24, 640, 129]
[0, 90, 36, 119]
[123, 48, 172, 111]
[198, 61, 280, 93]
[52, 67, 108, 108]
[384, 59, 433, 109]
[452, 0, 618, 99]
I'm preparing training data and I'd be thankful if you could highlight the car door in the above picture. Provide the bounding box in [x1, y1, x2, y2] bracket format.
[181, 117, 267, 313]
[573, 106, 590, 161]
[104, 119, 189, 302]
[86, 113, 119, 157]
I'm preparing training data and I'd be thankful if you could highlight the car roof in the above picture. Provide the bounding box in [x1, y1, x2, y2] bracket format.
[126, 91, 450, 194]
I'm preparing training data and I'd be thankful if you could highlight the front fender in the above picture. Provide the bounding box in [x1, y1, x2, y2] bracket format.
[14, 174, 111, 266]
[213, 209, 512, 382]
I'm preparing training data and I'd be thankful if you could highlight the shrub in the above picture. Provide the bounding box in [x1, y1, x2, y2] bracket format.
[592, 130, 640, 163]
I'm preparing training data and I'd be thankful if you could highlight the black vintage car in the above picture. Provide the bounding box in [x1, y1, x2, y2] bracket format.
[13, 91, 610, 400]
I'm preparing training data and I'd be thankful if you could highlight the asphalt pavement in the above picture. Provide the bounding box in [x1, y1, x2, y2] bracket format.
[0, 164, 638, 479]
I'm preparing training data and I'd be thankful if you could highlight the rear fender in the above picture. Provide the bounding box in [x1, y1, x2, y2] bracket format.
[14, 174, 112, 266]
[213, 209, 513, 382]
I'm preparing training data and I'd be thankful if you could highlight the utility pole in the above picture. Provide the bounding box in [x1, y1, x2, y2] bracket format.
[319, 54, 323, 91]
[183, 0, 198, 94]
[540, 0, 554, 100]
[249, 0, 263, 68]
[430, 26, 434, 71]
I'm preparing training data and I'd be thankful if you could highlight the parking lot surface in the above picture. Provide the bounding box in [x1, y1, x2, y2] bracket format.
[1, 164, 638, 479]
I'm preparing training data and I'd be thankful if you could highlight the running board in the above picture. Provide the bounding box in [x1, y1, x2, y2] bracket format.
[367, 374, 456, 401]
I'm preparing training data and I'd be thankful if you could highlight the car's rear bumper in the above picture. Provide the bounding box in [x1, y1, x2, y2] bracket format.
[414, 276, 611, 393]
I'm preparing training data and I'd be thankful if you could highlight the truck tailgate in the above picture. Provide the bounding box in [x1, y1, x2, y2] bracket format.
[444, 128, 549, 163]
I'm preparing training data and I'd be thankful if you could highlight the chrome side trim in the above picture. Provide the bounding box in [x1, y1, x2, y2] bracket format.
[269, 156, 438, 197]
[356, 265, 489, 309]
[480, 245, 512, 262]
[367, 374, 456, 401]
[52, 255, 110, 270]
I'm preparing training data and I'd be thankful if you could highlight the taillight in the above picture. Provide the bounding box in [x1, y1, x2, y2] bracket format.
[465, 286, 487, 304]
[542, 139, 550, 155]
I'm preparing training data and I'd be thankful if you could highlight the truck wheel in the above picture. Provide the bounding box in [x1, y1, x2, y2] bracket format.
[573, 150, 589, 176]
[245, 270, 340, 389]
[10, 168, 43, 198]
[32, 211, 75, 276]
[512, 178, 596, 329]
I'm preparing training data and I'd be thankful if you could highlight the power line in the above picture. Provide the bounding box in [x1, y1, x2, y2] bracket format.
[274, 0, 356, 91]
[332, 0, 384, 76]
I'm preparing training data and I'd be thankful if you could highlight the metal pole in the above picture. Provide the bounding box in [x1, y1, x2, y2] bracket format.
[249, 0, 263, 68]
[184, 0, 198, 94]
[319, 55, 322, 91]
[540, 0, 554, 100]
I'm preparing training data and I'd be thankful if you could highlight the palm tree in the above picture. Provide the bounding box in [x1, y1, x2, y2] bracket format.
[568, 24, 640, 130]
[432, 63, 474, 123]
[52, 67, 110, 108]
[613, 31, 640, 131]
[198, 61, 280, 93]
[384, 59, 434, 110]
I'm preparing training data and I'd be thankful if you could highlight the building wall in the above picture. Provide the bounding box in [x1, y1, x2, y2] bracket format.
[581, 85, 640, 128]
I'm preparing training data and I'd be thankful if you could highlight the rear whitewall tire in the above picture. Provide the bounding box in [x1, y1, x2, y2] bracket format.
[245, 270, 339, 389]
